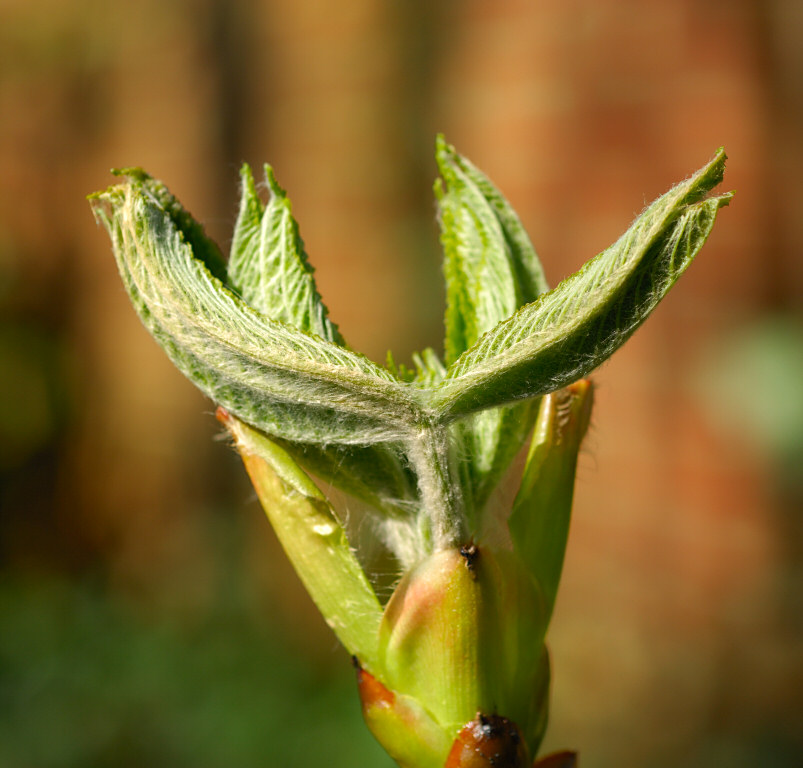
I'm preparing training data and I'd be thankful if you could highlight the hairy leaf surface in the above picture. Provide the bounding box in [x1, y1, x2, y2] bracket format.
[436, 135, 547, 364]
[228, 163, 344, 345]
[432, 149, 731, 420]
[435, 137, 548, 515]
[227, 164, 415, 505]
[91, 173, 424, 445]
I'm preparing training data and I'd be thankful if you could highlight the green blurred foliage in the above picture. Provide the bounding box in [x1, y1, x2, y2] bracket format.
[0, 324, 66, 472]
[0, 568, 394, 768]
[696, 316, 803, 479]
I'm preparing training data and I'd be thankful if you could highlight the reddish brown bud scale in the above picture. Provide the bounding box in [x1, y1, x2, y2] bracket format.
[356, 665, 395, 710]
[445, 713, 529, 768]
[355, 661, 454, 768]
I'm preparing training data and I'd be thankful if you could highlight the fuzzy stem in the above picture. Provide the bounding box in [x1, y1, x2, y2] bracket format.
[406, 422, 465, 550]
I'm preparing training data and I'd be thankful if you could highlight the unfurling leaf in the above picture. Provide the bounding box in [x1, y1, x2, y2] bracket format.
[229, 163, 344, 345]
[435, 136, 549, 519]
[431, 149, 731, 420]
[436, 135, 546, 366]
[227, 163, 415, 513]
[90, 172, 425, 446]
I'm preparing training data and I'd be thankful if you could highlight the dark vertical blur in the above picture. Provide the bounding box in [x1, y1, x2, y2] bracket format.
[0, 1, 800, 766]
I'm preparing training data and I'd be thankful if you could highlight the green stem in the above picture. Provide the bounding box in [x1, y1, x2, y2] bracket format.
[406, 422, 465, 550]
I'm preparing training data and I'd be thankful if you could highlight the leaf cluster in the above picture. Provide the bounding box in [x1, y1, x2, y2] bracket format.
[90, 139, 730, 557]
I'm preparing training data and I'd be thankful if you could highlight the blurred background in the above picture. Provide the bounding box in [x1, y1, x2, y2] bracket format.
[1, 1, 801, 766]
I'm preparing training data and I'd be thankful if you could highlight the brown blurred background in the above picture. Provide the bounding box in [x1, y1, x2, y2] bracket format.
[1, 1, 801, 766]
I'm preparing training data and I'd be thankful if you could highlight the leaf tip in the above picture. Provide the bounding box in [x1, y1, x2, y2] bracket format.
[111, 167, 150, 182]
[262, 163, 287, 199]
[239, 161, 256, 188]
[694, 147, 728, 199]
[87, 185, 122, 224]
[435, 133, 457, 171]
[718, 190, 735, 208]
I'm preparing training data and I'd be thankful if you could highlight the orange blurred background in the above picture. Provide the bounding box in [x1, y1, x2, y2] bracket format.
[1, 1, 801, 766]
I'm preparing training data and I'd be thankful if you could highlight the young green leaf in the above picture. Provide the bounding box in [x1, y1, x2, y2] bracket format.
[410, 347, 448, 387]
[435, 137, 549, 516]
[438, 146, 517, 366]
[111, 166, 230, 285]
[228, 163, 345, 345]
[436, 137, 549, 322]
[436, 135, 548, 365]
[431, 149, 732, 420]
[227, 164, 418, 503]
[219, 409, 383, 668]
[90, 174, 425, 445]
